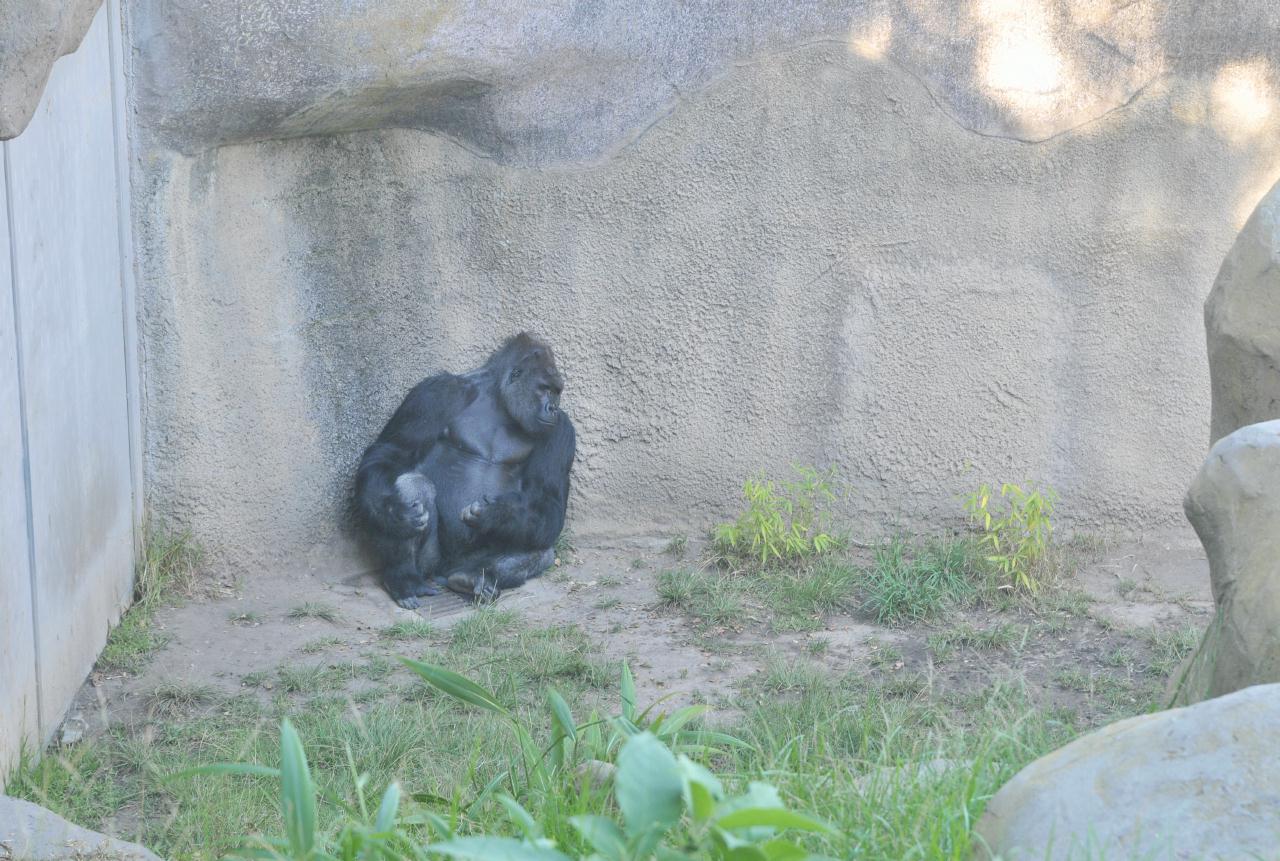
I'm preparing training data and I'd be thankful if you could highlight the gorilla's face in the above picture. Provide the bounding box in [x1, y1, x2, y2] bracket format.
[500, 349, 563, 437]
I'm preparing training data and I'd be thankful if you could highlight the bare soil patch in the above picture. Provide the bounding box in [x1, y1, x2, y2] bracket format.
[66, 527, 1210, 741]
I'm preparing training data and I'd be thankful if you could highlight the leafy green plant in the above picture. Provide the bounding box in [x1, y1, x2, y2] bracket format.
[185, 664, 834, 860]
[962, 482, 1056, 592]
[458, 731, 838, 861]
[713, 465, 842, 564]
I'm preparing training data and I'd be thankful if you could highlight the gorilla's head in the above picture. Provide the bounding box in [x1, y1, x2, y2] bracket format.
[491, 332, 564, 437]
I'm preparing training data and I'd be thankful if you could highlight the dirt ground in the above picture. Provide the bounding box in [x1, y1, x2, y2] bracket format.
[63, 526, 1212, 741]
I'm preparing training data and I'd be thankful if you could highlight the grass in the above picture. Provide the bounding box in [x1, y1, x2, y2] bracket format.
[98, 522, 202, 673]
[378, 619, 434, 641]
[862, 537, 980, 625]
[554, 528, 576, 560]
[656, 568, 747, 630]
[657, 557, 857, 633]
[288, 602, 341, 623]
[11, 663, 1088, 861]
[927, 622, 1026, 661]
[1053, 668, 1153, 714]
[300, 636, 345, 654]
[1144, 623, 1202, 679]
[9, 519, 1192, 860]
[148, 681, 218, 718]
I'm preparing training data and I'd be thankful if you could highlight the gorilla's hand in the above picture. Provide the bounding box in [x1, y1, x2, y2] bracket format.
[460, 496, 495, 530]
[386, 473, 434, 537]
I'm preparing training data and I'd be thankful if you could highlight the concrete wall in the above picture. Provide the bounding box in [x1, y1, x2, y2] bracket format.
[126, 2, 1280, 575]
[0, 0, 139, 779]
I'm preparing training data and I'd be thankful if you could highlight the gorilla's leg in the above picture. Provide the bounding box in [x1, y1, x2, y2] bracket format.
[445, 548, 556, 603]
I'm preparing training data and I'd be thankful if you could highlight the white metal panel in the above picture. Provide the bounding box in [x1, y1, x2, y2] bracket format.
[0, 140, 40, 781]
[6, 4, 135, 741]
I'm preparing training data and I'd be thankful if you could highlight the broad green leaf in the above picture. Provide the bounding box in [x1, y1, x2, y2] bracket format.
[719, 782, 783, 814]
[655, 850, 696, 861]
[715, 807, 838, 835]
[620, 662, 637, 721]
[399, 659, 510, 716]
[678, 755, 723, 821]
[496, 794, 543, 841]
[615, 733, 684, 837]
[653, 705, 708, 736]
[569, 815, 627, 860]
[675, 729, 752, 751]
[686, 780, 717, 822]
[760, 838, 809, 861]
[374, 781, 400, 832]
[280, 719, 317, 860]
[547, 689, 576, 742]
[425, 837, 572, 861]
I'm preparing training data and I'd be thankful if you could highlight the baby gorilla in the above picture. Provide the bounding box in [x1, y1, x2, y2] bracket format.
[363, 472, 441, 604]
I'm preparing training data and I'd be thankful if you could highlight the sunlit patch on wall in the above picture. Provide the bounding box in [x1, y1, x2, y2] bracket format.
[849, 15, 893, 60]
[977, 0, 1066, 98]
[1211, 60, 1277, 145]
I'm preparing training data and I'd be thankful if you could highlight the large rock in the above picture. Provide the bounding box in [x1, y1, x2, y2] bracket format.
[130, 0, 1170, 161]
[1206, 183, 1280, 443]
[1170, 420, 1280, 705]
[0, 0, 103, 139]
[974, 683, 1280, 861]
[0, 795, 163, 861]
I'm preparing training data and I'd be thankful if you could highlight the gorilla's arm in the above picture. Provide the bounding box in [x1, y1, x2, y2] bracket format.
[464, 414, 575, 550]
[355, 373, 475, 534]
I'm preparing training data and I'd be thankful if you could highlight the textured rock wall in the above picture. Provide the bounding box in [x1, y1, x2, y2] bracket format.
[0, 0, 103, 138]
[125, 2, 1280, 573]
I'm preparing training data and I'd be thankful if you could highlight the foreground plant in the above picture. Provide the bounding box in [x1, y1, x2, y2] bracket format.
[962, 482, 1055, 592]
[185, 662, 836, 860]
[713, 465, 842, 564]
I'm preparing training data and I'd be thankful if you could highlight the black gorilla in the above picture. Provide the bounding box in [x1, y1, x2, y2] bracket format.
[355, 333, 575, 607]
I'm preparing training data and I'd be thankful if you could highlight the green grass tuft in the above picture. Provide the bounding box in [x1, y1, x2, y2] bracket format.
[98, 522, 202, 674]
[378, 619, 434, 641]
[862, 538, 979, 625]
[288, 602, 342, 623]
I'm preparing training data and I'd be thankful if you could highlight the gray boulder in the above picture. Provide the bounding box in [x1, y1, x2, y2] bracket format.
[0, 0, 103, 139]
[974, 683, 1280, 861]
[130, 0, 1167, 162]
[0, 795, 162, 861]
[1171, 420, 1280, 706]
[1206, 183, 1280, 443]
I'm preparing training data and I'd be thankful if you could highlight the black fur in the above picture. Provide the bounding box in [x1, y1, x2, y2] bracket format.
[355, 333, 575, 607]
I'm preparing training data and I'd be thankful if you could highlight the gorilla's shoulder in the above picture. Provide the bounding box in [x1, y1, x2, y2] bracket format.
[404, 372, 480, 405]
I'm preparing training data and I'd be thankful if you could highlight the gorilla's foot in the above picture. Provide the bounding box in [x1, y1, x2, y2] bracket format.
[394, 595, 424, 610]
[412, 579, 441, 597]
[446, 570, 501, 604]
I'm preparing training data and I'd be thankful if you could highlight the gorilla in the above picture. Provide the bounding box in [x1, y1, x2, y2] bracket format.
[355, 333, 575, 607]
